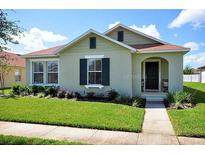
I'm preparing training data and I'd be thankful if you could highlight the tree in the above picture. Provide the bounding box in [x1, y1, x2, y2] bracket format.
[0, 10, 23, 51]
[0, 54, 12, 94]
[0, 10, 23, 94]
[183, 65, 193, 74]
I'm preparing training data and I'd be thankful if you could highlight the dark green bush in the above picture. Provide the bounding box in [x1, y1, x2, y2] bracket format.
[86, 92, 95, 99]
[116, 96, 132, 105]
[132, 96, 145, 108]
[57, 90, 66, 98]
[74, 92, 81, 98]
[12, 85, 30, 96]
[31, 85, 39, 95]
[45, 86, 58, 97]
[65, 92, 74, 99]
[12, 85, 21, 95]
[107, 89, 119, 101]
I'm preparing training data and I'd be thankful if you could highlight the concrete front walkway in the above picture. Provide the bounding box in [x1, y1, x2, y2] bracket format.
[138, 101, 179, 144]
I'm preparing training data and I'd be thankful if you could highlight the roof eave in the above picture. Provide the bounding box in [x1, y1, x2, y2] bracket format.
[21, 54, 58, 58]
[137, 48, 190, 54]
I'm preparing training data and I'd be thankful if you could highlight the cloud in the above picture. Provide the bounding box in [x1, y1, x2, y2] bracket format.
[129, 24, 161, 39]
[169, 10, 205, 28]
[184, 51, 205, 66]
[15, 27, 67, 52]
[108, 21, 120, 29]
[183, 42, 200, 51]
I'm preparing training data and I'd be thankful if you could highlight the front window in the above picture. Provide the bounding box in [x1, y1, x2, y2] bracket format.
[33, 62, 44, 84]
[15, 69, 21, 82]
[88, 59, 102, 84]
[47, 61, 58, 84]
[32, 60, 58, 84]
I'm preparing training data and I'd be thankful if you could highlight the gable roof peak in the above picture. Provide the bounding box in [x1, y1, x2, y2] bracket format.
[104, 23, 168, 45]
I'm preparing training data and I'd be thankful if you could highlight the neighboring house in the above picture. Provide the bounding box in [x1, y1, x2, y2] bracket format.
[23, 24, 190, 99]
[0, 51, 26, 88]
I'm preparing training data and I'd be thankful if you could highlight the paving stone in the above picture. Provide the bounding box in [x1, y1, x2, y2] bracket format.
[178, 136, 205, 145]
[138, 133, 179, 145]
[88, 130, 139, 145]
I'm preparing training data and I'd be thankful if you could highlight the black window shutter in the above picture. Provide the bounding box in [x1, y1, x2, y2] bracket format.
[90, 37, 96, 49]
[117, 31, 124, 42]
[80, 59, 87, 85]
[102, 58, 110, 86]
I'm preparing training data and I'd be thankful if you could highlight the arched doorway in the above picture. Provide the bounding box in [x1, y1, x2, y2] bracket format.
[141, 57, 169, 92]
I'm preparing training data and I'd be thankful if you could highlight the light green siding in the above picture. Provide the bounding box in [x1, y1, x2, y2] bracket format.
[59, 33, 133, 96]
[106, 27, 157, 45]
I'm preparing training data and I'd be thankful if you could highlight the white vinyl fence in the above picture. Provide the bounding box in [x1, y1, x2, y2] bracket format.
[183, 74, 201, 82]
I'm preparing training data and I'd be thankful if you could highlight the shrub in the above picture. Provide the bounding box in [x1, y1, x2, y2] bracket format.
[86, 92, 95, 99]
[167, 91, 195, 109]
[12, 85, 30, 96]
[45, 86, 58, 97]
[12, 85, 21, 95]
[31, 85, 39, 95]
[65, 92, 74, 99]
[107, 89, 119, 101]
[132, 96, 145, 108]
[57, 90, 66, 98]
[74, 92, 81, 99]
[37, 92, 45, 98]
[116, 96, 132, 105]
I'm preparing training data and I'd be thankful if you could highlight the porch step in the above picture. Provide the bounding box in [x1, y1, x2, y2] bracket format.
[146, 96, 164, 102]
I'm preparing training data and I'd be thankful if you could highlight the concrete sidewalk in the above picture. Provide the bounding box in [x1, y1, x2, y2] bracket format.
[138, 101, 179, 144]
[0, 121, 139, 144]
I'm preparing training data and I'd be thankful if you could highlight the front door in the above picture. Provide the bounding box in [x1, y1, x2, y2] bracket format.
[145, 61, 159, 91]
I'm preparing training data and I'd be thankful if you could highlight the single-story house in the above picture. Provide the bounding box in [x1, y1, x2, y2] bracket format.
[23, 24, 190, 99]
[0, 51, 26, 88]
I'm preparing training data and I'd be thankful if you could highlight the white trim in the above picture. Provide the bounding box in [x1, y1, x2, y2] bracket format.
[143, 59, 161, 92]
[55, 29, 137, 54]
[29, 58, 59, 86]
[22, 55, 58, 58]
[84, 84, 104, 89]
[138, 49, 190, 53]
[104, 23, 168, 45]
[85, 55, 104, 59]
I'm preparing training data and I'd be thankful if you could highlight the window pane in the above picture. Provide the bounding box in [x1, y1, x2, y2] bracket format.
[48, 73, 58, 84]
[33, 73, 43, 83]
[88, 59, 95, 71]
[95, 60, 101, 71]
[48, 61, 58, 72]
[89, 72, 95, 84]
[117, 31, 124, 42]
[95, 72, 102, 84]
[33, 62, 43, 72]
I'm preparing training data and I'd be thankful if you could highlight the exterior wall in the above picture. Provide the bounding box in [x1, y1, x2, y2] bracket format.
[4, 66, 26, 88]
[202, 71, 205, 83]
[106, 27, 158, 45]
[59, 33, 133, 96]
[132, 52, 184, 96]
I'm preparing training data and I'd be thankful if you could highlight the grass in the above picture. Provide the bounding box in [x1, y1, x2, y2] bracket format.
[0, 97, 144, 132]
[0, 88, 11, 95]
[168, 82, 205, 138]
[0, 135, 83, 145]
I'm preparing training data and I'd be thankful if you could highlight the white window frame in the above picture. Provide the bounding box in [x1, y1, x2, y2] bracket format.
[47, 61, 59, 84]
[32, 61, 44, 84]
[30, 58, 59, 86]
[15, 69, 21, 82]
[87, 58, 102, 85]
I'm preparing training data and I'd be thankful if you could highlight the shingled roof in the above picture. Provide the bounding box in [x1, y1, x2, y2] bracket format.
[0, 51, 25, 67]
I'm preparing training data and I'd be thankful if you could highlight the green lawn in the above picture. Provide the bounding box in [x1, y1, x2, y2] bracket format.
[168, 82, 205, 138]
[0, 97, 144, 132]
[0, 135, 82, 145]
[0, 88, 11, 95]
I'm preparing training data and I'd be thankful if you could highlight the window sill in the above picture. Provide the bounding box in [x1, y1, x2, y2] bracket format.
[84, 84, 104, 89]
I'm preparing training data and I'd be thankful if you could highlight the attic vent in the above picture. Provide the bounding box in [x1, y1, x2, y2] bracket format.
[117, 31, 124, 42]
